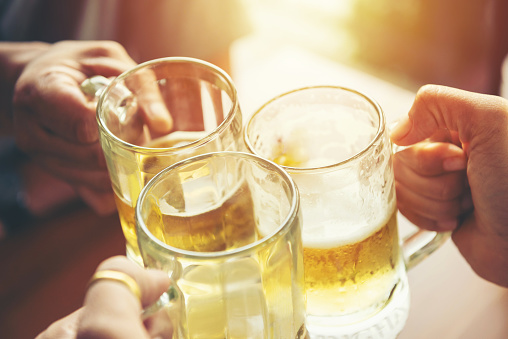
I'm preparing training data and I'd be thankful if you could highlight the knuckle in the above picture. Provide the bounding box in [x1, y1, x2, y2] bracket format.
[85, 40, 127, 58]
[13, 80, 36, 106]
[39, 71, 62, 85]
[418, 84, 441, 98]
[416, 85, 444, 111]
[437, 183, 455, 200]
[435, 175, 464, 200]
[412, 146, 438, 176]
[415, 153, 430, 175]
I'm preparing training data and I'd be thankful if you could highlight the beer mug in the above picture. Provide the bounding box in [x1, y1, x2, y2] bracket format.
[244, 86, 449, 338]
[81, 57, 243, 265]
[135, 152, 308, 339]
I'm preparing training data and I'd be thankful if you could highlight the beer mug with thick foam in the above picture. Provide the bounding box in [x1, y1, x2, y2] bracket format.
[135, 152, 308, 339]
[244, 86, 449, 338]
[81, 57, 243, 265]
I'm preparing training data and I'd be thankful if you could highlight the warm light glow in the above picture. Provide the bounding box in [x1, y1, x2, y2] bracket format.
[239, 0, 502, 94]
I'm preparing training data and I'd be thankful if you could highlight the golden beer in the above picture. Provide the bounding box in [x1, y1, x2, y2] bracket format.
[245, 86, 448, 337]
[114, 193, 138, 257]
[271, 147, 401, 318]
[95, 58, 244, 267]
[144, 180, 259, 252]
[303, 207, 400, 317]
[113, 132, 206, 262]
[136, 153, 308, 339]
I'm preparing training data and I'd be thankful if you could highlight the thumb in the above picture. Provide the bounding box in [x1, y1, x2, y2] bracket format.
[390, 85, 508, 150]
[94, 255, 171, 307]
[80, 256, 171, 339]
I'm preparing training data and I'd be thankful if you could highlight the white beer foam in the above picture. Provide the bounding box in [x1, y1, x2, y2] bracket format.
[265, 106, 391, 249]
[266, 106, 376, 167]
[301, 201, 395, 249]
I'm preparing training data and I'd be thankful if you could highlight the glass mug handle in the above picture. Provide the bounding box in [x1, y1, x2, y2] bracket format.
[82, 76, 186, 336]
[80, 75, 139, 125]
[81, 75, 136, 111]
[141, 281, 187, 338]
[142, 282, 182, 315]
[81, 75, 112, 99]
[80, 75, 207, 146]
[391, 142, 452, 270]
[402, 226, 451, 270]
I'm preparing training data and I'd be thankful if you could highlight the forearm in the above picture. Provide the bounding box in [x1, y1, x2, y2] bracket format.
[0, 42, 50, 134]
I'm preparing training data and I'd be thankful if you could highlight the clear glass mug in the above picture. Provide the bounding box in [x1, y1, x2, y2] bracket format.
[135, 152, 308, 339]
[244, 86, 449, 338]
[81, 57, 243, 265]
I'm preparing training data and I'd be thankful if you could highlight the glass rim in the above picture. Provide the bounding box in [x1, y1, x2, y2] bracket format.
[135, 151, 300, 259]
[96, 56, 240, 155]
[244, 85, 385, 173]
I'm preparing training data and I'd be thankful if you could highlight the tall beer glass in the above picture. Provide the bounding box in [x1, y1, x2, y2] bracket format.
[136, 152, 308, 339]
[244, 86, 449, 338]
[84, 57, 243, 264]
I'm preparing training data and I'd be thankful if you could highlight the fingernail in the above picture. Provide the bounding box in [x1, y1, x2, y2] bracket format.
[436, 219, 458, 231]
[389, 116, 412, 142]
[443, 157, 467, 171]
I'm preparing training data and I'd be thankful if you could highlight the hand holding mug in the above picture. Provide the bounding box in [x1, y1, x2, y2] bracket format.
[92, 57, 243, 264]
[391, 84, 508, 287]
[12, 40, 173, 214]
[35, 256, 171, 339]
[245, 86, 451, 338]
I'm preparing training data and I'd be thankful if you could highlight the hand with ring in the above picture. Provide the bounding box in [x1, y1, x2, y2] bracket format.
[35, 256, 172, 339]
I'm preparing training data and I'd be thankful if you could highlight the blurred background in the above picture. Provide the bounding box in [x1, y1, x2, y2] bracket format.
[236, 0, 508, 95]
